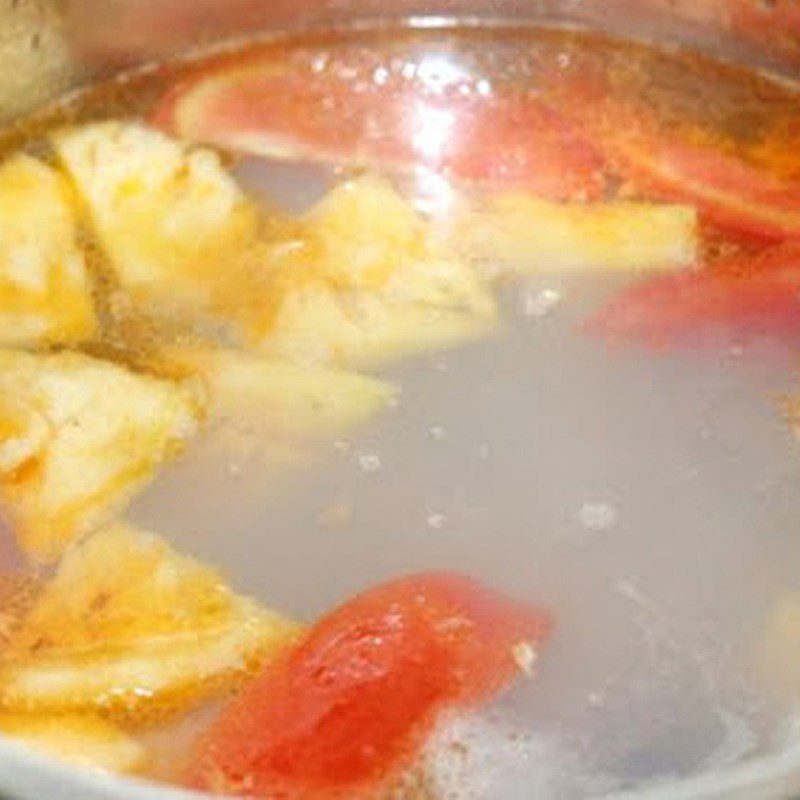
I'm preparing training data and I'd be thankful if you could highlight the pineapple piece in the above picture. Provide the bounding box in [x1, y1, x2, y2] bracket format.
[242, 176, 497, 366]
[305, 172, 429, 288]
[758, 595, 800, 697]
[0, 154, 96, 346]
[159, 345, 397, 439]
[0, 713, 147, 775]
[0, 349, 201, 562]
[0, 573, 40, 648]
[459, 193, 698, 274]
[53, 121, 260, 325]
[0, 523, 301, 723]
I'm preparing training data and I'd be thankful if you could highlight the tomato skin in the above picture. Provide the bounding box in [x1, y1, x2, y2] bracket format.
[586, 244, 800, 346]
[153, 48, 606, 201]
[565, 84, 800, 243]
[606, 134, 800, 243]
[543, 59, 800, 242]
[185, 573, 551, 799]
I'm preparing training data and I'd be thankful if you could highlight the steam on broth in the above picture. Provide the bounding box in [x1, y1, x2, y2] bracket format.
[0, 21, 797, 799]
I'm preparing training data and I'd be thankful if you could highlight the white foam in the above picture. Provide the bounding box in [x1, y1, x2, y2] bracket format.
[420, 713, 616, 800]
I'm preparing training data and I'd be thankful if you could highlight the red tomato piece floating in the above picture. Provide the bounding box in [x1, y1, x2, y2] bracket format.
[185, 572, 551, 799]
[153, 47, 606, 201]
[586, 243, 800, 347]
[546, 62, 800, 241]
[607, 131, 800, 242]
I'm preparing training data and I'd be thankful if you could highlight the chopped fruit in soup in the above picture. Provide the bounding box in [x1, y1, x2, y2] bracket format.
[547, 62, 800, 243]
[153, 44, 606, 201]
[305, 175, 433, 286]
[458, 193, 698, 274]
[0, 574, 40, 647]
[757, 595, 800, 699]
[0, 350, 200, 562]
[239, 175, 498, 366]
[0, 523, 301, 722]
[588, 243, 800, 345]
[53, 122, 261, 329]
[593, 117, 800, 243]
[0, 18, 798, 794]
[186, 573, 550, 798]
[0, 155, 96, 347]
[0, 713, 147, 774]
[157, 345, 397, 438]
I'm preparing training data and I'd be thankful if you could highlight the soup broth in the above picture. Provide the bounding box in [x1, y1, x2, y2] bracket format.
[0, 22, 799, 799]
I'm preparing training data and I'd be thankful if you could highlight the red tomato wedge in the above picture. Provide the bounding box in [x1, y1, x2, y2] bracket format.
[185, 572, 551, 798]
[587, 243, 800, 346]
[569, 88, 800, 241]
[605, 128, 800, 242]
[153, 48, 606, 201]
[545, 62, 800, 241]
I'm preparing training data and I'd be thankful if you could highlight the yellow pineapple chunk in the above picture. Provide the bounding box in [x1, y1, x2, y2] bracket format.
[53, 121, 260, 325]
[0, 523, 301, 723]
[305, 172, 429, 287]
[0, 714, 147, 774]
[0, 349, 201, 562]
[0, 155, 96, 346]
[459, 193, 698, 274]
[758, 595, 800, 697]
[159, 345, 397, 439]
[243, 176, 497, 366]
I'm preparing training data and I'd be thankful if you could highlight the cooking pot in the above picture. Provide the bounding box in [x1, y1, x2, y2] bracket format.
[0, 2, 799, 798]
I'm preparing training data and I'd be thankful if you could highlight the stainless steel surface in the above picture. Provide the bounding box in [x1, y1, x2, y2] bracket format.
[0, 2, 799, 799]
[0, 0, 797, 119]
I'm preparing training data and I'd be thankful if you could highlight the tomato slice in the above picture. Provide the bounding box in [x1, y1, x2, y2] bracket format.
[153, 46, 606, 201]
[606, 129, 800, 242]
[586, 243, 800, 346]
[185, 572, 551, 798]
[543, 59, 800, 242]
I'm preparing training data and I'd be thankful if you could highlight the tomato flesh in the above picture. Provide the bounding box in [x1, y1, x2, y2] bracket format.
[543, 59, 800, 242]
[154, 48, 606, 201]
[186, 572, 551, 798]
[607, 132, 800, 242]
[586, 243, 800, 346]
